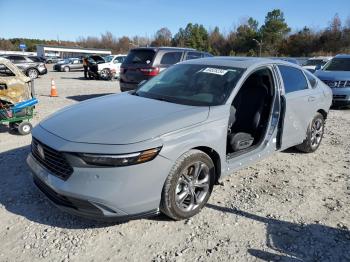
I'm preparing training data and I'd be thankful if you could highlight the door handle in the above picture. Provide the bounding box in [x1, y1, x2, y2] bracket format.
[308, 96, 316, 102]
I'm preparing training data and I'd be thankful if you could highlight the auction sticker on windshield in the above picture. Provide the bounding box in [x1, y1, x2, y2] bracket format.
[202, 67, 228, 75]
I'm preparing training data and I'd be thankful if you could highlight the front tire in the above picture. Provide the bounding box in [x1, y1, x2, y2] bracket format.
[295, 113, 325, 153]
[160, 150, 215, 220]
[64, 66, 70, 72]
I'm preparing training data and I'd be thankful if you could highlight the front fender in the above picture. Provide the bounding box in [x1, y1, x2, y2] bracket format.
[159, 117, 228, 173]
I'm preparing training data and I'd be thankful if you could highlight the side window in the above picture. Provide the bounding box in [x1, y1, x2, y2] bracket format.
[11, 56, 26, 62]
[185, 52, 202, 60]
[160, 52, 182, 65]
[0, 64, 15, 77]
[114, 57, 125, 64]
[305, 70, 317, 88]
[278, 65, 309, 93]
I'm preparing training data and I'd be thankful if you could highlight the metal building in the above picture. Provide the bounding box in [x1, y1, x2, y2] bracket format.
[36, 45, 111, 58]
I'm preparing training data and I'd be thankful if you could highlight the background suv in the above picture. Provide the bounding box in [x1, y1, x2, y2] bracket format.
[97, 54, 126, 80]
[119, 47, 212, 91]
[1, 54, 47, 79]
[315, 54, 350, 107]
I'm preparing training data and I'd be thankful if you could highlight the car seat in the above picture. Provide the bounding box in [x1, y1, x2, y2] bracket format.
[228, 74, 268, 152]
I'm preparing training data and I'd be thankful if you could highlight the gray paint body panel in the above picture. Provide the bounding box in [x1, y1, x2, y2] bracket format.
[28, 57, 332, 219]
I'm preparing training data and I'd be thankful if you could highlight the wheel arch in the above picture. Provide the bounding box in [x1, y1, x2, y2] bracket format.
[317, 109, 328, 120]
[192, 146, 221, 184]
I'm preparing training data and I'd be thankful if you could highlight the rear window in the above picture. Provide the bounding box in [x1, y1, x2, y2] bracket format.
[124, 50, 156, 65]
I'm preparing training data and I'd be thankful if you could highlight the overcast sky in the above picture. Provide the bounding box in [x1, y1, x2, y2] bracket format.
[1, 0, 349, 41]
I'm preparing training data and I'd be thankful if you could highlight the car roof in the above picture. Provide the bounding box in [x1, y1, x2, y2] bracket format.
[334, 54, 350, 59]
[180, 56, 298, 69]
[131, 47, 196, 52]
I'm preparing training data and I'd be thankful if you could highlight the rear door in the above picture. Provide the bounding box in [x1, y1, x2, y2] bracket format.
[120, 49, 157, 84]
[277, 65, 317, 149]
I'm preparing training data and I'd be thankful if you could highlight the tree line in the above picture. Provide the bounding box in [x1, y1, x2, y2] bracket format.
[1, 9, 349, 57]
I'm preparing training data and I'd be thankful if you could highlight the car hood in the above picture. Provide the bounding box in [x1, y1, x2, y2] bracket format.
[40, 93, 209, 145]
[315, 70, 350, 81]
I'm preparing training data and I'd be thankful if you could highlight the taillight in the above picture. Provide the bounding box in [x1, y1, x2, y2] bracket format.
[139, 67, 160, 76]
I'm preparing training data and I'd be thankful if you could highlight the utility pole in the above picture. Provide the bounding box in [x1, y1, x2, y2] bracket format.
[252, 38, 263, 57]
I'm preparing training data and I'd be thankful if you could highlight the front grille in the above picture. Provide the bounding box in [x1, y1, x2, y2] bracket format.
[333, 95, 347, 100]
[323, 79, 350, 88]
[31, 138, 73, 180]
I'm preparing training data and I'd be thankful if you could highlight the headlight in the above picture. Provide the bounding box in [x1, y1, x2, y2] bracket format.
[79, 147, 161, 167]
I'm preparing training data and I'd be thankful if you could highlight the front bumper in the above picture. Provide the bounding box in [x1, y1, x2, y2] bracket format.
[27, 148, 171, 220]
[331, 87, 350, 107]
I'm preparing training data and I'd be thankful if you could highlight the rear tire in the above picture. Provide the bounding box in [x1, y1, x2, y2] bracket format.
[17, 122, 32, 135]
[160, 150, 215, 220]
[64, 66, 70, 72]
[295, 113, 324, 153]
[27, 68, 39, 79]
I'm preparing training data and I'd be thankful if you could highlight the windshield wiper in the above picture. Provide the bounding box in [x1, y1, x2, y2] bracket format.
[152, 96, 172, 103]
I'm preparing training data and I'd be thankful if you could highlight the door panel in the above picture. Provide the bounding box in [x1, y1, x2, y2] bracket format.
[281, 90, 314, 149]
[277, 65, 317, 150]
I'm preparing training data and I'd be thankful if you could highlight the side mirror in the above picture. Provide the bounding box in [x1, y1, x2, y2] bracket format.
[138, 80, 147, 87]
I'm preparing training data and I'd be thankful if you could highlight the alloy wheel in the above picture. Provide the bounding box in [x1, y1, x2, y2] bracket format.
[175, 162, 210, 212]
[311, 118, 323, 147]
[28, 69, 38, 79]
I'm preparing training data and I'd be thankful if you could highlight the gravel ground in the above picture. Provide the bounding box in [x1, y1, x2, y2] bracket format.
[0, 66, 349, 262]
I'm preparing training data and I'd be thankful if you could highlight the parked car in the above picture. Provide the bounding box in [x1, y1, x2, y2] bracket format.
[303, 57, 332, 73]
[53, 58, 83, 72]
[46, 57, 62, 64]
[97, 54, 126, 80]
[119, 47, 213, 91]
[27, 57, 331, 221]
[315, 54, 350, 107]
[1, 55, 47, 79]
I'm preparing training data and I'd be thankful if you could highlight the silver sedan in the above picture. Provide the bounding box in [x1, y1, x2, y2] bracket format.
[27, 57, 332, 221]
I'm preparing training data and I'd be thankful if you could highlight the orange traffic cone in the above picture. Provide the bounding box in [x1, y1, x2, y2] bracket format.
[50, 79, 58, 97]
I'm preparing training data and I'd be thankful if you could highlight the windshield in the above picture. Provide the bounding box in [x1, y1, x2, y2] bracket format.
[135, 64, 245, 106]
[103, 55, 114, 63]
[323, 58, 350, 71]
[306, 59, 327, 66]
